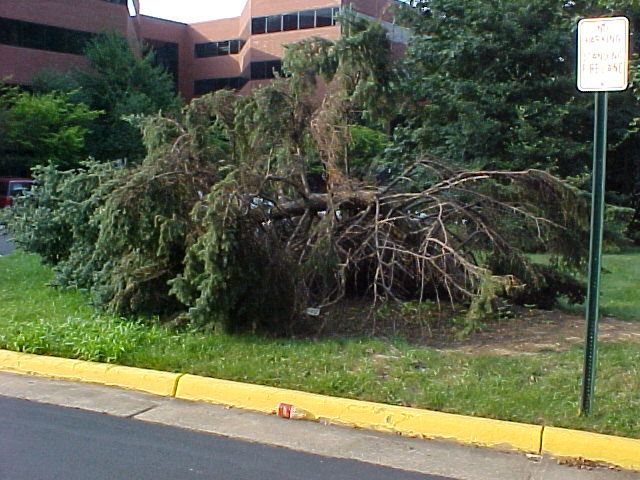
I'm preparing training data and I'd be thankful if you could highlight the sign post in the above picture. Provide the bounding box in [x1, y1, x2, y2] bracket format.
[576, 16, 629, 415]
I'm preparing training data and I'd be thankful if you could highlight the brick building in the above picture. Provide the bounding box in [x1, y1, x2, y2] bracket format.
[0, 0, 407, 101]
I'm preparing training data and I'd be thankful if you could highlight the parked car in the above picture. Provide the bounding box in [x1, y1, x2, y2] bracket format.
[0, 177, 35, 208]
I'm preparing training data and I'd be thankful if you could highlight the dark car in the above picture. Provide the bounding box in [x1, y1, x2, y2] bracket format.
[0, 177, 34, 208]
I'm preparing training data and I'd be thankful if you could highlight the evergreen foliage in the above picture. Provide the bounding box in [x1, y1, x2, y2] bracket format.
[394, 0, 591, 172]
[78, 32, 181, 162]
[393, 0, 640, 243]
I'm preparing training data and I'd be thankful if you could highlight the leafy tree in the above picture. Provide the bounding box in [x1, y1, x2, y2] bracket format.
[6, 105, 227, 317]
[0, 85, 100, 174]
[6, 161, 120, 268]
[347, 125, 388, 178]
[31, 69, 81, 95]
[33, 31, 181, 164]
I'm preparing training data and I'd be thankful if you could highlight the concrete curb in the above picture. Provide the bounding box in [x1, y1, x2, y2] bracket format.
[175, 373, 542, 453]
[1, 349, 639, 471]
[542, 426, 640, 472]
[0, 350, 181, 397]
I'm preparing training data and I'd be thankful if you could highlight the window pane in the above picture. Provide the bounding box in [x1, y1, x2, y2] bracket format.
[21, 22, 43, 49]
[48, 27, 66, 52]
[195, 42, 216, 58]
[194, 79, 214, 95]
[58, 27, 91, 55]
[217, 40, 230, 55]
[237, 77, 249, 89]
[282, 13, 298, 31]
[251, 62, 265, 79]
[251, 61, 282, 79]
[9, 182, 32, 196]
[0, 18, 92, 54]
[299, 10, 315, 29]
[195, 77, 248, 95]
[251, 17, 266, 34]
[315, 8, 332, 27]
[231, 77, 248, 90]
[266, 15, 282, 33]
[0, 18, 17, 45]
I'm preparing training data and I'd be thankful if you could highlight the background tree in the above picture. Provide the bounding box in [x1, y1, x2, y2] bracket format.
[0, 85, 100, 175]
[33, 31, 181, 164]
[5, 102, 228, 317]
[393, 0, 589, 172]
[580, 0, 640, 243]
[392, 0, 640, 242]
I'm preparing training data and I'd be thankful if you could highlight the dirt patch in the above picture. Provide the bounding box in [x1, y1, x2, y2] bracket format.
[318, 300, 640, 356]
[434, 311, 640, 355]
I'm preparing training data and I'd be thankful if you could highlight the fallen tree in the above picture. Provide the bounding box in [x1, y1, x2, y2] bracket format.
[5, 15, 589, 335]
[166, 16, 588, 333]
[168, 146, 588, 334]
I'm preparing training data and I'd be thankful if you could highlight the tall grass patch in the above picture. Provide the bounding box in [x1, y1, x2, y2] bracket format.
[0, 252, 164, 362]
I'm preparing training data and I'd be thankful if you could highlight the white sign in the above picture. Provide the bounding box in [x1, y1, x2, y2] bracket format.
[577, 17, 629, 92]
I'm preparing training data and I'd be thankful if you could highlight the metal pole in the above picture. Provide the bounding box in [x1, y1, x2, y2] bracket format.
[581, 91, 608, 416]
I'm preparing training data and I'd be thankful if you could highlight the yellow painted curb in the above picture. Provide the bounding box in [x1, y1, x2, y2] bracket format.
[0, 350, 180, 397]
[175, 374, 542, 453]
[542, 426, 640, 471]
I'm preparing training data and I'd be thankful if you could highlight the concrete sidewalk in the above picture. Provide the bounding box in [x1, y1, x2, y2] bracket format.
[1, 371, 638, 480]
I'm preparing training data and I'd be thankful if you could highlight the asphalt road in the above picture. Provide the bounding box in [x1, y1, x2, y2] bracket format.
[0, 229, 13, 256]
[0, 396, 451, 480]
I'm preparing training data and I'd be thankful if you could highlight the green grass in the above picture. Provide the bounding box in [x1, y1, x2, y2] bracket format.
[1, 250, 640, 439]
[598, 252, 640, 320]
[0, 252, 160, 362]
[530, 249, 640, 321]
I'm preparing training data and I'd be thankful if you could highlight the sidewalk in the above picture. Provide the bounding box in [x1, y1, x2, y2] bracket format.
[1, 351, 639, 479]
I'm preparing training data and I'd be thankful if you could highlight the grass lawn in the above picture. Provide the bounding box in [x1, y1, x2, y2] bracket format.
[1, 250, 639, 439]
[598, 252, 640, 320]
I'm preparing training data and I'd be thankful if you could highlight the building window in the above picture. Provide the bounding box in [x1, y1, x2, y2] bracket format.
[250, 60, 283, 80]
[0, 17, 94, 55]
[267, 15, 282, 33]
[298, 10, 315, 29]
[230, 39, 242, 54]
[195, 61, 285, 95]
[251, 17, 266, 35]
[194, 39, 245, 58]
[282, 13, 298, 31]
[195, 43, 217, 57]
[315, 8, 334, 28]
[251, 7, 339, 35]
[217, 40, 230, 55]
[145, 40, 179, 90]
[194, 77, 248, 95]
